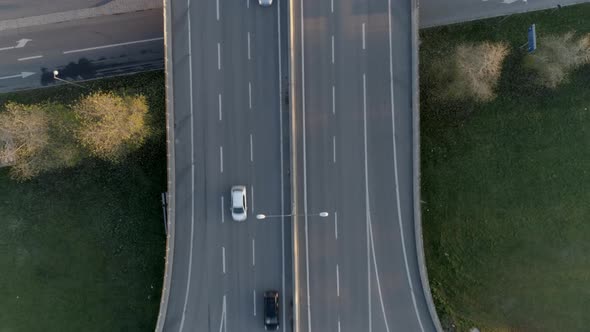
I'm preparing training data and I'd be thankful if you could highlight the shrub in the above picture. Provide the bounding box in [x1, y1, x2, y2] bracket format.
[74, 92, 153, 162]
[525, 32, 590, 88]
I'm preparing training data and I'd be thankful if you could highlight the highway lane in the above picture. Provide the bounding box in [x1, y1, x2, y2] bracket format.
[291, 0, 437, 330]
[162, 0, 290, 331]
[420, 0, 589, 28]
[0, 9, 164, 92]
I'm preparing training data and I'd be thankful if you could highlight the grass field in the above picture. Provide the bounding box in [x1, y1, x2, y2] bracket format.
[420, 4, 590, 332]
[0, 72, 166, 331]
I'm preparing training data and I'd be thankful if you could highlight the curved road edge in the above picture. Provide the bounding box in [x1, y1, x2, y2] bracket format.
[412, 0, 443, 331]
[155, 0, 174, 330]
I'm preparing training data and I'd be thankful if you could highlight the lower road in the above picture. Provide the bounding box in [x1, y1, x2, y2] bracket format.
[0, 8, 164, 93]
[291, 0, 438, 331]
[420, 0, 589, 27]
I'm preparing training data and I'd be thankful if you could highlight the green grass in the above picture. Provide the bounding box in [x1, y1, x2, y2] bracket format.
[420, 4, 590, 332]
[0, 71, 166, 331]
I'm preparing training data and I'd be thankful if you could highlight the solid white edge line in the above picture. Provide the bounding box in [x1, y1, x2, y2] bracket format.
[217, 42, 221, 70]
[222, 246, 226, 274]
[219, 93, 222, 121]
[369, 215, 391, 332]
[300, 0, 312, 329]
[179, 2, 195, 331]
[363, 73, 372, 332]
[63, 37, 163, 54]
[220, 146, 223, 173]
[17, 55, 43, 61]
[277, 0, 287, 328]
[387, 0, 426, 329]
[250, 133, 254, 162]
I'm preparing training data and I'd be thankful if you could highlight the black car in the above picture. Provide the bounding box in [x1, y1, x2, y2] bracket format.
[264, 290, 279, 330]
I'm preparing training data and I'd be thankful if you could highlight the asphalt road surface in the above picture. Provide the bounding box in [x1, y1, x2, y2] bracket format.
[290, 0, 437, 331]
[162, 0, 291, 331]
[420, 0, 589, 27]
[0, 9, 164, 93]
[0, 0, 106, 20]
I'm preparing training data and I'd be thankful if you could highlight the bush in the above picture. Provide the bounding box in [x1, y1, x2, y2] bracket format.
[73, 92, 153, 163]
[525, 32, 590, 88]
[0, 102, 81, 180]
[429, 42, 510, 103]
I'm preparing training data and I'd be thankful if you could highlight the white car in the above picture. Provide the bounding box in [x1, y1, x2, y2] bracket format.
[230, 186, 247, 221]
[258, 0, 273, 6]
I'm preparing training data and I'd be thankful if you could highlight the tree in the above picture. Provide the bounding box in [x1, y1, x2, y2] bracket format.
[0, 102, 80, 180]
[73, 92, 153, 162]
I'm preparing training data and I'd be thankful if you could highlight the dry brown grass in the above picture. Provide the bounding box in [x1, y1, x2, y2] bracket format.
[525, 32, 590, 88]
[430, 42, 510, 103]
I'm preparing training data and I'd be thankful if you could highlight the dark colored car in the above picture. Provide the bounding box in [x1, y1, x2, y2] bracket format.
[264, 290, 279, 330]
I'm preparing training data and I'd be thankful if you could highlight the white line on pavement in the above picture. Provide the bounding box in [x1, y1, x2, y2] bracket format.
[333, 136, 336, 163]
[362, 23, 366, 50]
[248, 82, 252, 109]
[218, 93, 222, 121]
[363, 73, 372, 332]
[387, 0, 426, 327]
[247, 0, 249, 8]
[179, 4, 195, 331]
[276, 0, 287, 327]
[369, 212, 391, 332]
[17, 55, 43, 61]
[336, 264, 340, 297]
[335, 211, 338, 239]
[218, 295, 227, 332]
[332, 85, 336, 115]
[331, 35, 335, 64]
[331, 0, 334, 13]
[220, 146, 223, 173]
[338, 320, 341, 332]
[221, 196, 225, 223]
[216, 0, 220, 20]
[63, 37, 163, 54]
[247, 32, 251, 60]
[222, 246, 226, 274]
[252, 238, 256, 267]
[251, 185, 255, 213]
[250, 134, 254, 162]
[300, 0, 312, 328]
[253, 289, 257, 316]
[217, 42, 221, 70]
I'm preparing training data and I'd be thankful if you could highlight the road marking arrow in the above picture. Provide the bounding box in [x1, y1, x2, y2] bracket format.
[0, 72, 36, 80]
[0, 38, 32, 51]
